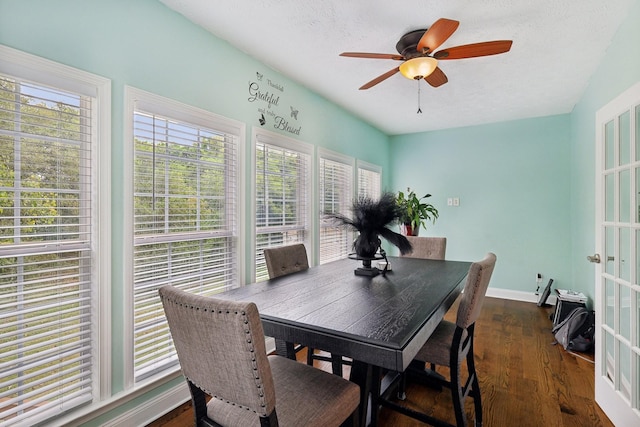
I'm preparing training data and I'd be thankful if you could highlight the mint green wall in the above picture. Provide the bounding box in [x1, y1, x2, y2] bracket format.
[569, 0, 640, 299]
[0, 0, 389, 424]
[3, 0, 640, 424]
[388, 0, 640, 302]
[390, 115, 572, 294]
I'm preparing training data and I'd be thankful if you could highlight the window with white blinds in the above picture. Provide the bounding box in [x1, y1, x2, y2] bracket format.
[0, 62, 107, 424]
[357, 162, 382, 199]
[130, 90, 240, 382]
[254, 130, 311, 281]
[319, 151, 354, 264]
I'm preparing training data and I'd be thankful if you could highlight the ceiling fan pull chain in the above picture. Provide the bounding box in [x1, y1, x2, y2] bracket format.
[417, 80, 423, 114]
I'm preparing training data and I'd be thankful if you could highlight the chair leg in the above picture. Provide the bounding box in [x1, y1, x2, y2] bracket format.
[306, 347, 314, 365]
[466, 347, 482, 426]
[450, 359, 467, 427]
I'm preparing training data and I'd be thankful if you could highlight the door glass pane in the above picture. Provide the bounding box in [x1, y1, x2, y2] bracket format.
[605, 279, 615, 328]
[619, 110, 630, 166]
[605, 226, 615, 275]
[620, 169, 630, 222]
[637, 291, 640, 345]
[636, 230, 640, 283]
[619, 342, 631, 400]
[605, 119, 615, 169]
[636, 105, 640, 161]
[605, 331, 615, 382]
[636, 168, 640, 223]
[619, 284, 630, 340]
[620, 227, 630, 281]
[605, 173, 615, 221]
[636, 353, 640, 410]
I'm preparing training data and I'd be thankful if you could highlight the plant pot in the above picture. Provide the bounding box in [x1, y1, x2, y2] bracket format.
[400, 223, 419, 236]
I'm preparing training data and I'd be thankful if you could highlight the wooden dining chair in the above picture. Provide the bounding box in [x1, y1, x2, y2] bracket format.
[159, 285, 360, 427]
[382, 252, 497, 427]
[263, 244, 350, 375]
[401, 236, 447, 260]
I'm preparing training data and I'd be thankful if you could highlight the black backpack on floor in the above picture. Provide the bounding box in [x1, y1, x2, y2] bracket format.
[551, 307, 594, 352]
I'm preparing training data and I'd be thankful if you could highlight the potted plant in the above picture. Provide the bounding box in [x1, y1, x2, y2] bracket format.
[396, 187, 439, 236]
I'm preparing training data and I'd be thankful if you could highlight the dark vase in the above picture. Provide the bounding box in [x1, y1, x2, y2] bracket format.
[354, 232, 381, 259]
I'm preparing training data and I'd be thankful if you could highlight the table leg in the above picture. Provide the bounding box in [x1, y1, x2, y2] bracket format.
[331, 354, 344, 377]
[274, 338, 296, 359]
[369, 365, 382, 427]
[349, 360, 373, 427]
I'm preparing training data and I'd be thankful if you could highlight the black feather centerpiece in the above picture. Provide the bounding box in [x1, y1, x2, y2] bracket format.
[325, 192, 413, 276]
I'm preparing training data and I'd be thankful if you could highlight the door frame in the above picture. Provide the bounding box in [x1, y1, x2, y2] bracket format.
[594, 81, 640, 426]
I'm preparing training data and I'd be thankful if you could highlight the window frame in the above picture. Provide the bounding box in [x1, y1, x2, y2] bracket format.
[250, 127, 314, 282]
[356, 160, 382, 199]
[317, 148, 356, 264]
[0, 44, 112, 423]
[123, 86, 245, 387]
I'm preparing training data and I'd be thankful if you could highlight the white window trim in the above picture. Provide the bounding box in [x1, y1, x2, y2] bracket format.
[250, 127, 315, 282]
[356, 159, 382, 197]
[123, 86, 245, 389]
[0, 43, 112, 409]
[318, 148, 357, 188]
[317, 148, 356, 264]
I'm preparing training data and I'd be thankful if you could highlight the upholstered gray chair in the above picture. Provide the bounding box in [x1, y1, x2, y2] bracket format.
[402, 236, 447, 260]
[401, 236, 447, 374]
[263, 243, 350, 374]
[383, 252, 497, 427]
[159, 285, 360, 427]
[263, 243, 309, 279]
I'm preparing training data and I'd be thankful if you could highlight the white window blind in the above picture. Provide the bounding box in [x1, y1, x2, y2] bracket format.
[255, 132, 311, 281]
[357, 163, 382, 199]
[0, 77, 95, 424]
[132, 104, 239, 382]
[319, 154, 354, 264]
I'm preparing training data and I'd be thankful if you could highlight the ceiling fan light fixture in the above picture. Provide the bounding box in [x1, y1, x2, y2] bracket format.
[399, 57, 438, 80]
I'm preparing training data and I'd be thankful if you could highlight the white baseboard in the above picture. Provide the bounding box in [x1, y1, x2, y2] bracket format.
[102, 382, 190, 427]
[486, 287, 557, 305]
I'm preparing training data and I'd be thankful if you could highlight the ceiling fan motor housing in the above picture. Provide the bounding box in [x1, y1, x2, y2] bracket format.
[396, 29, 429, 58]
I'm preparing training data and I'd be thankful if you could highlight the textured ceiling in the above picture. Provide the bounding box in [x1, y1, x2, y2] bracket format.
[160, 0, 635, 135]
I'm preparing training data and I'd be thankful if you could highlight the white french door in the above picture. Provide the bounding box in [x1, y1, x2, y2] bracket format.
[594, 81, 640, 426]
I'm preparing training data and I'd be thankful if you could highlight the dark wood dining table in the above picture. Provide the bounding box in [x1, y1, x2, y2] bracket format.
[216, 256, 471, 427]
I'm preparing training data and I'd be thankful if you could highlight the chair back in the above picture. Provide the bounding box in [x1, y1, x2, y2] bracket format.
[159, 285, 276, 417]
[402, 236, 447, 260]
[264, 243, 309, 279]
[456, 252, 497, 329]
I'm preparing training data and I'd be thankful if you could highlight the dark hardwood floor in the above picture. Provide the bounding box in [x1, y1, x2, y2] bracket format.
[146, 297, 613, 427]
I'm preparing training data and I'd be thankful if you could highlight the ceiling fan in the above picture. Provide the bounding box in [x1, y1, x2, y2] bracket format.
[340, 18, 513, 90]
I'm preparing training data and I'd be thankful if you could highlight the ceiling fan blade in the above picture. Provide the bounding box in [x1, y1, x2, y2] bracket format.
[424, 66, 448, 87]
[359, 67, 400, 90]
[340, 52, 405, 60]
[417, 18, 460, 53]
[434, 40, 513, 60]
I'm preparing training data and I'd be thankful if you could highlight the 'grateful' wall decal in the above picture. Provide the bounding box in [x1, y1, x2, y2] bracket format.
[249, 71, 302, 136]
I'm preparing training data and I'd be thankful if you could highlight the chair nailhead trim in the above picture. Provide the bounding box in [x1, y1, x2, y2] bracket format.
[163, 292, 270, 415]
